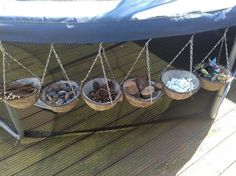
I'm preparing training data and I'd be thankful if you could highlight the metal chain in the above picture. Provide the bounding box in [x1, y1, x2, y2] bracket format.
[161, 36, 193, 75]
[121, 44, 146, 84]
[99, 48, 113, 104]
[194, 28, 229, 72]
[38, 44, 53, 94]
[102, 47, 115, 79]
[80, 45, 101, 86]
[145, 40, 153, 103]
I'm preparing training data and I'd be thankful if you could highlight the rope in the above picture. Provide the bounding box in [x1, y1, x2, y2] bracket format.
[80, 47, 100, 86]
[51, 44, 74, 92]
[0, 41, 39, 80]
[102, 47, 115, 80]
[190, 35, 194, 75]
[38, 44, 53, 94]
[99, 46, 113, 104]
[161, 35, 194, 75]
[194, 28, 229, 72]
[121, 43, 146, 84]
[145, 40, 153, 103]
[217, 38, 224, 63]
[52, 45, 71, 83]
[224, 34, 229, 69]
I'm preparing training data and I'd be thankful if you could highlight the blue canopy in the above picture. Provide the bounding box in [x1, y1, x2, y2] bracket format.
[0, 0, 236, 44]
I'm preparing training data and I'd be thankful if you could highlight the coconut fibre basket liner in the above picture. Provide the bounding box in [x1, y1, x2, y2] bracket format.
[6, 77, 40, 109]
[123, 78, 162, 108]
[40, 80, 80, 113]
[198, 68, 232, 91]
[81, 78, 122, 111]
[161, 70, 200, 100]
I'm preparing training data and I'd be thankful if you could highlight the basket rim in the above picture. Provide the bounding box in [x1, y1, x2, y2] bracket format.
[161, 69, 200, 95]
[123, 78, 162, 102]
[40, 80, 81, 107]
[195, 72, 232, 85]
[81, 78, 122, 106]
[7, 77, 40, 101]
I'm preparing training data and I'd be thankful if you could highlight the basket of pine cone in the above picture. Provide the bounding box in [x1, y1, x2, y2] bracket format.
[81, 78, 122, 111]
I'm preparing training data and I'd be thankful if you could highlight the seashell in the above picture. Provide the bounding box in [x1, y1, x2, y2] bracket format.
[41, 93, 47, 101]
[58, 90, 66, 96]
[48, 90, 57, 97]
[50, 83, 61, 91]
[46, 87, 52, 93]
[52, 94, 59, 99]
[56, 98, 64, 106]
[46, 94, 53, 102]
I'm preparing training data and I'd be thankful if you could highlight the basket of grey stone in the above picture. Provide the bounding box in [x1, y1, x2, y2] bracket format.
[40, 80, 80, 113]
[161, 70, 200, 100]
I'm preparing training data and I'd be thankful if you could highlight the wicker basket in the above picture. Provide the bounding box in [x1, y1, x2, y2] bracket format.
[6, 77, 40, 109]
[81, 78, 122, 111]
[123, 78, 162, 108]
[40, 80, 80, 113]
[161, 70, 200, 100]
[199, 69, 232, 91]
[200, 77, 225, 91]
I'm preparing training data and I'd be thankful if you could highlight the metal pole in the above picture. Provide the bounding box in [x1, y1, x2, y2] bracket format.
[4, 103, 24, 139]
[210, 36, 236, 119]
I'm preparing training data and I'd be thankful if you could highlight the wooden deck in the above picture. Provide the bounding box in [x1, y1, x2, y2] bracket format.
[0, 42, 235, 175]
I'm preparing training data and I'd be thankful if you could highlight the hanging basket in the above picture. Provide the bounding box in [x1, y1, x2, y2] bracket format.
[199, 73, 231, 91]
[81, 78, 122, 111]
[40, 80, 80, 113]
[161, 70, 200, 100]
[4, 77, 40, 109]
[123, 78, 162, 108]
[195, 65, 232, 91]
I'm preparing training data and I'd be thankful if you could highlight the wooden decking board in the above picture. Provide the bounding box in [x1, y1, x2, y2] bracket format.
[16, 121, 182, 176]
[0, 97, 170, 175]
[96, 105, 235, 176]
[178, 132, 236, 176]
[136, 108, 236, 176]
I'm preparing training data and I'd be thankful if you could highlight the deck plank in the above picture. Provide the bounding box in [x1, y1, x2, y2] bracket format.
[136, 106, 236, 176]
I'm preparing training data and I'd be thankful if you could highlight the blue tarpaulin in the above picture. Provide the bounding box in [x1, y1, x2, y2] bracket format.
[0, 0, 236, 44]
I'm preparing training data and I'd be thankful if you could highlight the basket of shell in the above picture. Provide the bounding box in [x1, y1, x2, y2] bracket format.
[161, 70, 200, 100]
[123, 77, 162, 108]
[81, 78, 122, 111]
[40, 80, 80, 113]
[0, 77, 41, 109]
[195, 58, 232, 91]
